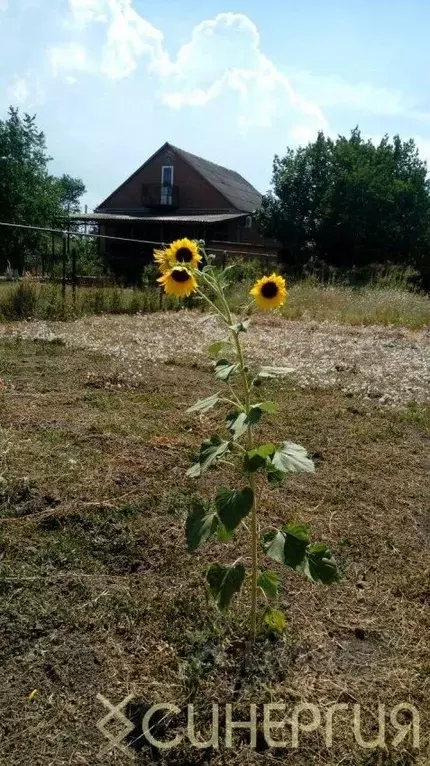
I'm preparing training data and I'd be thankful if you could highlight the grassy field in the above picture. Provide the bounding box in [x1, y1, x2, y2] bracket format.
[0, 276, 429, 328]
[0, 336, 428, 765]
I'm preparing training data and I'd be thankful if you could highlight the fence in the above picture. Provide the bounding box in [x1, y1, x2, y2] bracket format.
[0, 220, 278, 288]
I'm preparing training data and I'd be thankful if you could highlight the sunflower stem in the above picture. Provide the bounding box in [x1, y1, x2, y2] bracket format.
[213, 275, 259, 643]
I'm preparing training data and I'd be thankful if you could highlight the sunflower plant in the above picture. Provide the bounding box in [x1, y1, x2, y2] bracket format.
[155, 238, 339, 641]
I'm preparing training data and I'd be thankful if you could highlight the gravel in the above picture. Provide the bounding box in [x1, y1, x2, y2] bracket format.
[1, 312, 429, 405]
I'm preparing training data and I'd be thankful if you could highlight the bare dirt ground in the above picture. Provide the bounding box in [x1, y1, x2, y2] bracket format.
[1, 311, 429, 404]
[0, 318, 429, 765]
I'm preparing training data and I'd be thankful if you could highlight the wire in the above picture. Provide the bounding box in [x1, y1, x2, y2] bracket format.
[0, 219, 276, 258]
[0, 220, 164, 247]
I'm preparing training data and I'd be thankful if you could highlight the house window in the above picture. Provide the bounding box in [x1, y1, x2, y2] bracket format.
[161, 165, 174, 205]
[245, 215, 253, 228]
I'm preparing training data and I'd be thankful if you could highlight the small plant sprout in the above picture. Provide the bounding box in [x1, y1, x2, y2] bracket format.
[155, 239, 339, 642]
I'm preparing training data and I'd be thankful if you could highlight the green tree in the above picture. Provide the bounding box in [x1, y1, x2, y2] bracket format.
[0, 106, 86, 274]
[54, 174, 86, 215]
[256, 128, 430, 280]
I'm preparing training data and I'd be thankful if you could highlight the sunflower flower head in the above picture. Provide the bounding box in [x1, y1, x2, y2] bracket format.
[249, 273, 287, 310]
[153, 247, 173, 274]
[169, 237, 202, 268]
[157, 266, 198, 298]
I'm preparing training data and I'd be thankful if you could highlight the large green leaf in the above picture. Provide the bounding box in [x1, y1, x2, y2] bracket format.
[257, 570, 280, 599]
[226, 411, 247, 439]
[263, 523, 310, 569]
[186, 393, 220, 414]
[244, 443, 276, 473]
[215, 359, 238, 381]
[304, 544, 339, 584]
[262, 530, 287, 564]
[215, 486, 254, 531]
[206, 563, 246, 611]
[263, 525, 339, 584]
[271, 442, 315, 475]
[226, 406, 263, 440]
[282, 523, 310, 568]
[186, 502, 218, 552]
[186, 435, 230, 478]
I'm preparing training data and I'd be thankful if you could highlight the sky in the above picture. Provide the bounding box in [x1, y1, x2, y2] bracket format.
[1, 0, 430, 210]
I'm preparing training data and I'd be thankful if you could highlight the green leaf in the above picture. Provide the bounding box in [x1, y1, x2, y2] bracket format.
[255, 400, 277, 414]
[186, 435, 230, 477]
[304, 544, 339, 584]
[229, 318, 250, 333]
[262, 530, 287, 564]
[282, 523, 310, 568]
[263, 523, 310, 570]
[217, 523, 234, 543]
[247, 406, 263, 426]
[244, 443, 276, 472]
[226, 411, 248, 439]
[257, 570, 280, 599]
[186, 502, 219, 552]
[215, 359, 238, 381]
[258, 366, 295, 378]
[215, 487, 254, 531]
[226, 406, 263, 440]
[271, 442, 315, 475]
[207, 340, 230, 357]
[186, 393, 220, 414]
[206, 563, 246, 611]
[266, 462, 286, 486]
[263, 608, 286, 635]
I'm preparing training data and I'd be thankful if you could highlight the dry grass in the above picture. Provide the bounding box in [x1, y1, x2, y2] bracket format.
[1, 276, 429, 329]
[2, 311, 429, 405]
[0, 336, 428, 765]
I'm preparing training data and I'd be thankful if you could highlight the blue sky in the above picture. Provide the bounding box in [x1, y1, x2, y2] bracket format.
[1, 0, 430, 209]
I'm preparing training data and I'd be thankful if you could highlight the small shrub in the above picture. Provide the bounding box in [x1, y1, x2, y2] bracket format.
[1, 279, 38, 319]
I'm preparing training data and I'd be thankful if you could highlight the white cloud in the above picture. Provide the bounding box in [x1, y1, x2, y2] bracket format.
[52, 3, 327, 133]
[288, 71, 409, 117]
[49, 42, 89, 75]
[5, 73, 44, 109]
[289, 124, 321, 145]
[7, 76, 29, 104]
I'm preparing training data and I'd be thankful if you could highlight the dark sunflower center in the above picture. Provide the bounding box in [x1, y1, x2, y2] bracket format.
[171, 269, 191, 283]
[175, 247, 193, 263]
[261, 281, 278, 298]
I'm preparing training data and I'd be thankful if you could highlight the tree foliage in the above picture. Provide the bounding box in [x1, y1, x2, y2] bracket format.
[256, 128, 430, 281]
[0, 106, 86, 272]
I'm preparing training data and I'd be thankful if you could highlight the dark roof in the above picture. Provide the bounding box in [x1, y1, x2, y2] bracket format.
[170, 144, 262, 213]
[70, 213, 247, 224]
[96, 142, 262, 214]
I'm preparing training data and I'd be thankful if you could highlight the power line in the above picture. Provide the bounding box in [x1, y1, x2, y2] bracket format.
[0, 219, 277, 258]
[0, 220, 164, 247]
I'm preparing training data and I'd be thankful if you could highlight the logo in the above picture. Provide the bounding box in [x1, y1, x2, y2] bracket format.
[96, 693, 135, 760]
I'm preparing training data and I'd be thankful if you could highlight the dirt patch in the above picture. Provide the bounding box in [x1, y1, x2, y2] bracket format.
[1, 311, 429, 404]
[0, 337, 428, 765]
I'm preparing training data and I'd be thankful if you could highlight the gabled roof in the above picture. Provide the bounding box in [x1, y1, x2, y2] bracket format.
[96, 142, 262, 214]
[169, 144, 262, 213]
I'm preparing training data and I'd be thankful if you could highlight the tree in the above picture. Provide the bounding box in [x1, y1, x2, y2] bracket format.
[256, 128, 430, 280]
[0, 106, 86, 273]
[53, 174, 86, 215]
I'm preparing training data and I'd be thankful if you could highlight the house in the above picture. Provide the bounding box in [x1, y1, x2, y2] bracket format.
[74, 142, 277, 281]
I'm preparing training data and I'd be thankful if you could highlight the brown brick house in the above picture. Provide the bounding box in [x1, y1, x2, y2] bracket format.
[74, 142, 277, 281]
